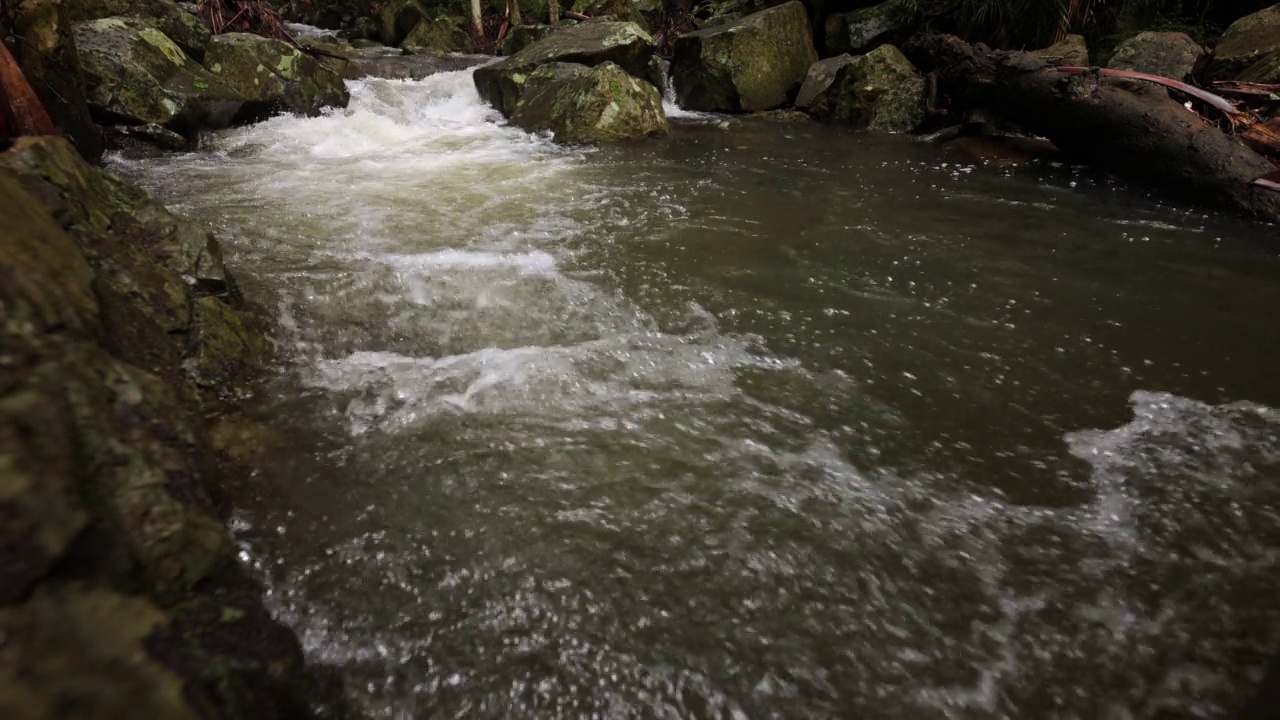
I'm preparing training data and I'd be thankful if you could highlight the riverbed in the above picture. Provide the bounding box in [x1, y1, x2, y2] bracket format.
[110, 68, 1280, 718]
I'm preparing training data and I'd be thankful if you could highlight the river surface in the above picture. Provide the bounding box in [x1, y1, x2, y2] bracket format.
[111, 66, 1280, 719]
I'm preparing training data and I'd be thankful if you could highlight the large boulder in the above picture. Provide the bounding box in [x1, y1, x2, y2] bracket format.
[474, 21, 655, 115]
[1107, 31, 1205, 80]
[1034, 34, 1088, 66]
[65, 0, 211, 60]
[814, 44, 924, 132]
[672, 1, 817, 112]
[794, 54, 854, 116]
[202, 33, 349, 119]
[569, 0, 662, 31]
[508, 61, 668, 142]
[401, 15, 473, 55]
[10, 0, 104, 160]
[73, 17, 245, 131]
[1207, 3, 1280, 80]
[823, 0, 911, 57]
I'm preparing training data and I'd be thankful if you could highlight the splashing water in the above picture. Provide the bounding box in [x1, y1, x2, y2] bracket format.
[112, 66, 1280, 719]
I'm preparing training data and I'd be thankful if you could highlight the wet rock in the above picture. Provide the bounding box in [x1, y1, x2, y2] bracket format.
[378, 0, 431, 45]
[647, 54, 670, 93]
[474, 21, 656, 115]
[795, 53, 854, 116]
[823, 0, 911, 57]
[202, 33, 350, 119]
[73, 17, 245, 131]
[402, 15, 472, 55]
[501, 23, 558, 56]
[672, 1, 817, 112]
[1034, 34, 1089, 66]
[345, 53, 488, 80]
[1107, 31, 1205, 80]
[1207, 3, 1280, 80]
[183, 295, 270, 396]
[0, 587, 198, 720]
[509, 61, 668, 142]
[66, 0, 211, 61]
[115, 122, 193, 151]
[10, 0, 105, 160]
[819, 44, 925, 132]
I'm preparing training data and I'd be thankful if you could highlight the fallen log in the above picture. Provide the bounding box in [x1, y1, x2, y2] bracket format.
[0, 40, 57, 138]
[1241, 117, 1280, 161]
[906, 34, 1280, 225]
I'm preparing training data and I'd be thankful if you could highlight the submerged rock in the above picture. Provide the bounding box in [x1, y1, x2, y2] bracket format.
[672, 1, 817, 112]
[66, 0, 211, 60]
[202, 32, 350, 119]
[509, 61, 668, 142]
[794, 54, 855, 116]
[810, 44, 925, 132]
[74, 16, 245, 131]
[823, 0, 911, 57]
[1034, 34, 1089, 66]
[474, 21, 656, 115]
[1208, 3, 1280, 80]
[1107, 31, 1205, 80]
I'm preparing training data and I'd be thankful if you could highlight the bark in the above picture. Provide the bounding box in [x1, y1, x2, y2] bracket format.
[906, 33, 1280, 225]
[0, 39, 58, 138]
[469, 0, 484, 42]
[549, 0, 559, 26]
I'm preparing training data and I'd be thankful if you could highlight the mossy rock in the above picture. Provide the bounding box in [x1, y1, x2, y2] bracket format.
[822, 0, 911, 57]
[402, 15, 473, 55]
[474, 21, 656, 116]
[501, 24, 558, 56]
[1240, 47, 1280, 83]
[671, 1, 817, 112]
[1034, 34, 1089, 66]
[1106, 31, 1205, 81]
[795, 54, 854, 116]
[1207, 3, 1280, 80]
[73, 17, 246, 131]
[202, 33, 350, 120]
[826, 44, 925, 133]
[509, 61, 668, 142]
[569, 0, 662, 31]
[65, 0, 211, 61]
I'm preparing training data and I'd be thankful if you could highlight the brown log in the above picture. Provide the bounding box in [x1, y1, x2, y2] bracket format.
[0, 39, 57, 137]
[906, 33, 1280, 225]
[1241, 117, 1280, 161]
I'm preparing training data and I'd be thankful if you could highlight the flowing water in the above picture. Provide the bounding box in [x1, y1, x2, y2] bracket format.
[110, 67, 1280, 719]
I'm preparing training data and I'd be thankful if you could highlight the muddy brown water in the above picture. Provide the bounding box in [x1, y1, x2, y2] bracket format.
[111, 68, 1280, 719]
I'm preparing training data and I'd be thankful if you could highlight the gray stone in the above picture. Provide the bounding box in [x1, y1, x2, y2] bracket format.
[1108, 31, 1205, 80]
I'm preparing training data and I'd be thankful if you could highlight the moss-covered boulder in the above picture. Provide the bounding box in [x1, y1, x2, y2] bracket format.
[501, 23, 558, 56]
[474, 21, 656, 115]
[508, 61, 667, 142]
[569, 0, 662, 31]
[11, 0, 105, 160]
[1207, 3, 1280, 80]
[402, 15, 473, 55]
[823, 0, 911, 57]
[821, 44, 924, 132]
[1034, 34, 1089, 66]
[1107, 31, 1205, 80]
[795, 54, 854, 116]
[671, 1, 817, 112]
[66, 0, 211, 60]
[73, 17, 246, 131]
[202, 33, 350, 120]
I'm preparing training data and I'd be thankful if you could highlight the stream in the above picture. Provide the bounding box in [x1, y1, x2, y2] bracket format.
[110, 67, 1280, 719]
